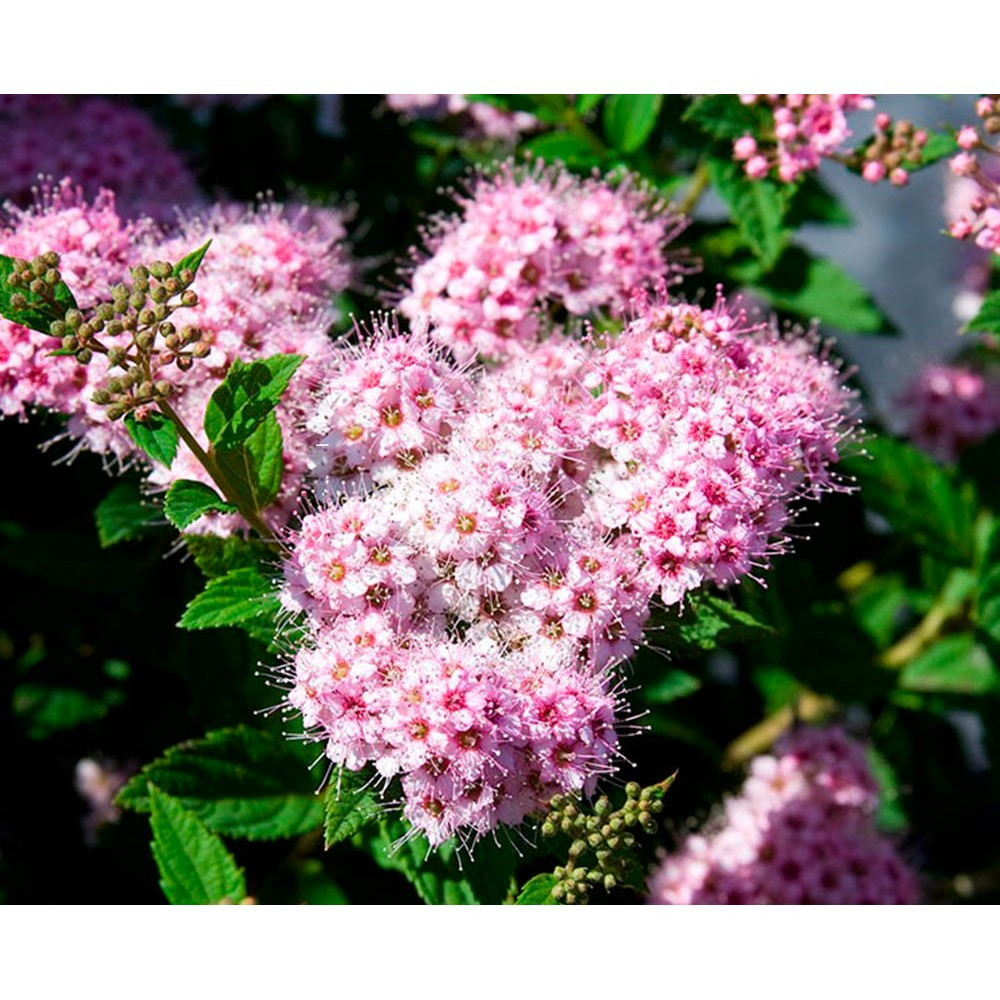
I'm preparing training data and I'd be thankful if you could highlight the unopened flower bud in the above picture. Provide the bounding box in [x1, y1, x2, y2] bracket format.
[62, 334, 78, 352]
[139, 309, 155, 327]
[550, 884, 565, 901]
[986, 116, 1000, 135]
[159, 350, 176, 366]
[569, 839, 587, 858]
[159, 321, 176, 339]
[106, 403, 126, 421]
[164, 277, 180, 295]
[625, 781, 640, 800]
[150, 261, 172, 280]
[49, 320, 66, 337]
[29, 278, 46, 295]
[153, 304, 168, 321]
[135, 331, 154, 351]
[150, 284, 168, 303]
[541, 821, 556, 838]
[96, 303, 114, 322]
[75, 349, 92, 365]
[131, 265, 149, 281]
[42, 251, 59, 268]
[192, 342, 211, 359]
[106, 319, 123, 336]
[65, 309, 83, 329]
[107, 378, 124, 394]
[91, 389, 111, 405]
[176, 355, 194, 372]
[603, 874, 617, 891]
[107, 346, 127, 368]
[31, 255, 48, 277]
[129, 292, 146, 311]
[164, 333, 180, 350]
[44, 268, 59, 285]
[154, 380, 172, 397]
[10, 292, 27, 310]
[181, 290, 198, 307]
[139, 381, 154, 398]
[178, 268, 194, 286]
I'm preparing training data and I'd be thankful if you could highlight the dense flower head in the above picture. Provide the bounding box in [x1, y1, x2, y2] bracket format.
[399, 163, 685, 363]
[306, 315, 475, 490]
[0, 96, 203, 221]
[647, 727, 919, 904]
[899, 361, 1000, 462]
[290, 623, 620, 845]
[386, 95, 538, 143]
[733, 94, 874, 183]
[0, 182, 148, 457]
[579, 289, 855, 606]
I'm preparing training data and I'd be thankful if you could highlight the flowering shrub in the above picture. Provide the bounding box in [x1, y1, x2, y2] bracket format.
[3, 94, 999, 906]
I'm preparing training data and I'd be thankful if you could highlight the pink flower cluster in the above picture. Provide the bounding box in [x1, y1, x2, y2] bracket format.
[948, 98, 1000, 250]
[647, 727, 920, 904]
[733, 94, 873, 183]
[0, 96, 203, 221]
[399, 164, 685, 362]
[899, 361, 1000, 462]
[386, 95, 538, 143]
[0, 184, 354, 532]
[283, 291, 854, 844]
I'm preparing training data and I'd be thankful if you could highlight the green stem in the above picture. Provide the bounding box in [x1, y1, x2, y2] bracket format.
[157, 399, 277, 543]
[676, 159, 710, 216]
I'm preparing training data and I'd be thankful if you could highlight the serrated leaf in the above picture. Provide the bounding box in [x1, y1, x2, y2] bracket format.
[603, 94, 662, 153]
[900, 633, 1000, 695]
[655, 593, 773, 654]
[746, 247, 895, 333]
[522, 132, 603, 170]
[213, 411, 285, 515]
[204, 354, 304, 449]
[842, 436, 978, 564]
[681, 94, 762, 140]
[786, 175, 852, 227]
[0, 253, 77, 333]
[172, 239, 212, 280]
[125, 411, 178, 468]
[94, 482, 160, 547]
[324, 770, 382, 846]
[164, 480, 236, 530]
[707, 157, 790, 268]
[183, 534, 273, 579]
[965, 290, 1000, 335]
[119, 727, 324, 841]
[148, 784, 246, 904]
[178, 565, 279, 645]
[515, 873, 559, 905]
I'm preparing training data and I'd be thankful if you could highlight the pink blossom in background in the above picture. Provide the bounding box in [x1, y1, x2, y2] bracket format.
[899, 362, 1000, 462]
[647, 727, 920, 904]
[0, 96, 203, 222]
[386, 95, 538, 143]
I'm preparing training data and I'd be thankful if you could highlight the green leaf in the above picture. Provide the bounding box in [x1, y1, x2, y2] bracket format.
[959, 431, 1000, 513]
[164, 480, 236, 530]
[655, 593, 773, 654]
[602, 95, 662, 153]
[842, 436, 979, 564]
[94, 482, 160, 547]
[515, 873, 559, 905]
[900, 633, 1000, 695]
[576, 94, 603, 115]
[707, 157, 790, 268]
[522, 132, 603, 170]
[0, 253, 77, 333]
[204, 354, 304, 449]
[682, 94, 762, 140]
[786, 175, 852, 227]
[747, 245, 894, 333]
[178, 565, 279, 645]
[125, 411, 179, 468]
[365, 818, 481, 904]
[183, 535, 273, 579]
[866, 747, 908, 834]
[324, 770, 382, 847]
[172, 239, 212, 280]
[965, 290, 1000, 335]
[148, 784, 246, 905]
[214, 411, 285, 515]
[977, 565, 1000, 644]
[643, 669, 702, 704]
[906, 130, 957, 171]
[119, 727, 325, 841]
[13, 682, 124, 740]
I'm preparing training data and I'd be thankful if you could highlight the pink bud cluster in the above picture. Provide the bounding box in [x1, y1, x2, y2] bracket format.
[399, 164, 686, 363]
[899, 361, 1000, 462]
[647, 727, 920, 904]
[947, 98, 1000, 249]
[0, 96, 203, 222]
[733, 94, 874, 183]
[386, 95, 538, 143]
[283, 290, 854, 844]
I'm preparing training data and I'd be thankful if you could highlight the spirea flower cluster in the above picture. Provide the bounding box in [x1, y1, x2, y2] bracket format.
[0, 183, 354, 531]
[647, 727, 920, 904]
[0, 96, 203, 221]
[899, 361, 1000, 462]
[283, 283, 855, 845]
[399, 164, 686, 362]
[733, 94, 874, 183]
[386, 95, 538, 143]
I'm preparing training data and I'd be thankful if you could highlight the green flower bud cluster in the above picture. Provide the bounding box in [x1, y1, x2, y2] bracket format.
[541, 776, 674, 905]
[33, 254, 206, 422]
